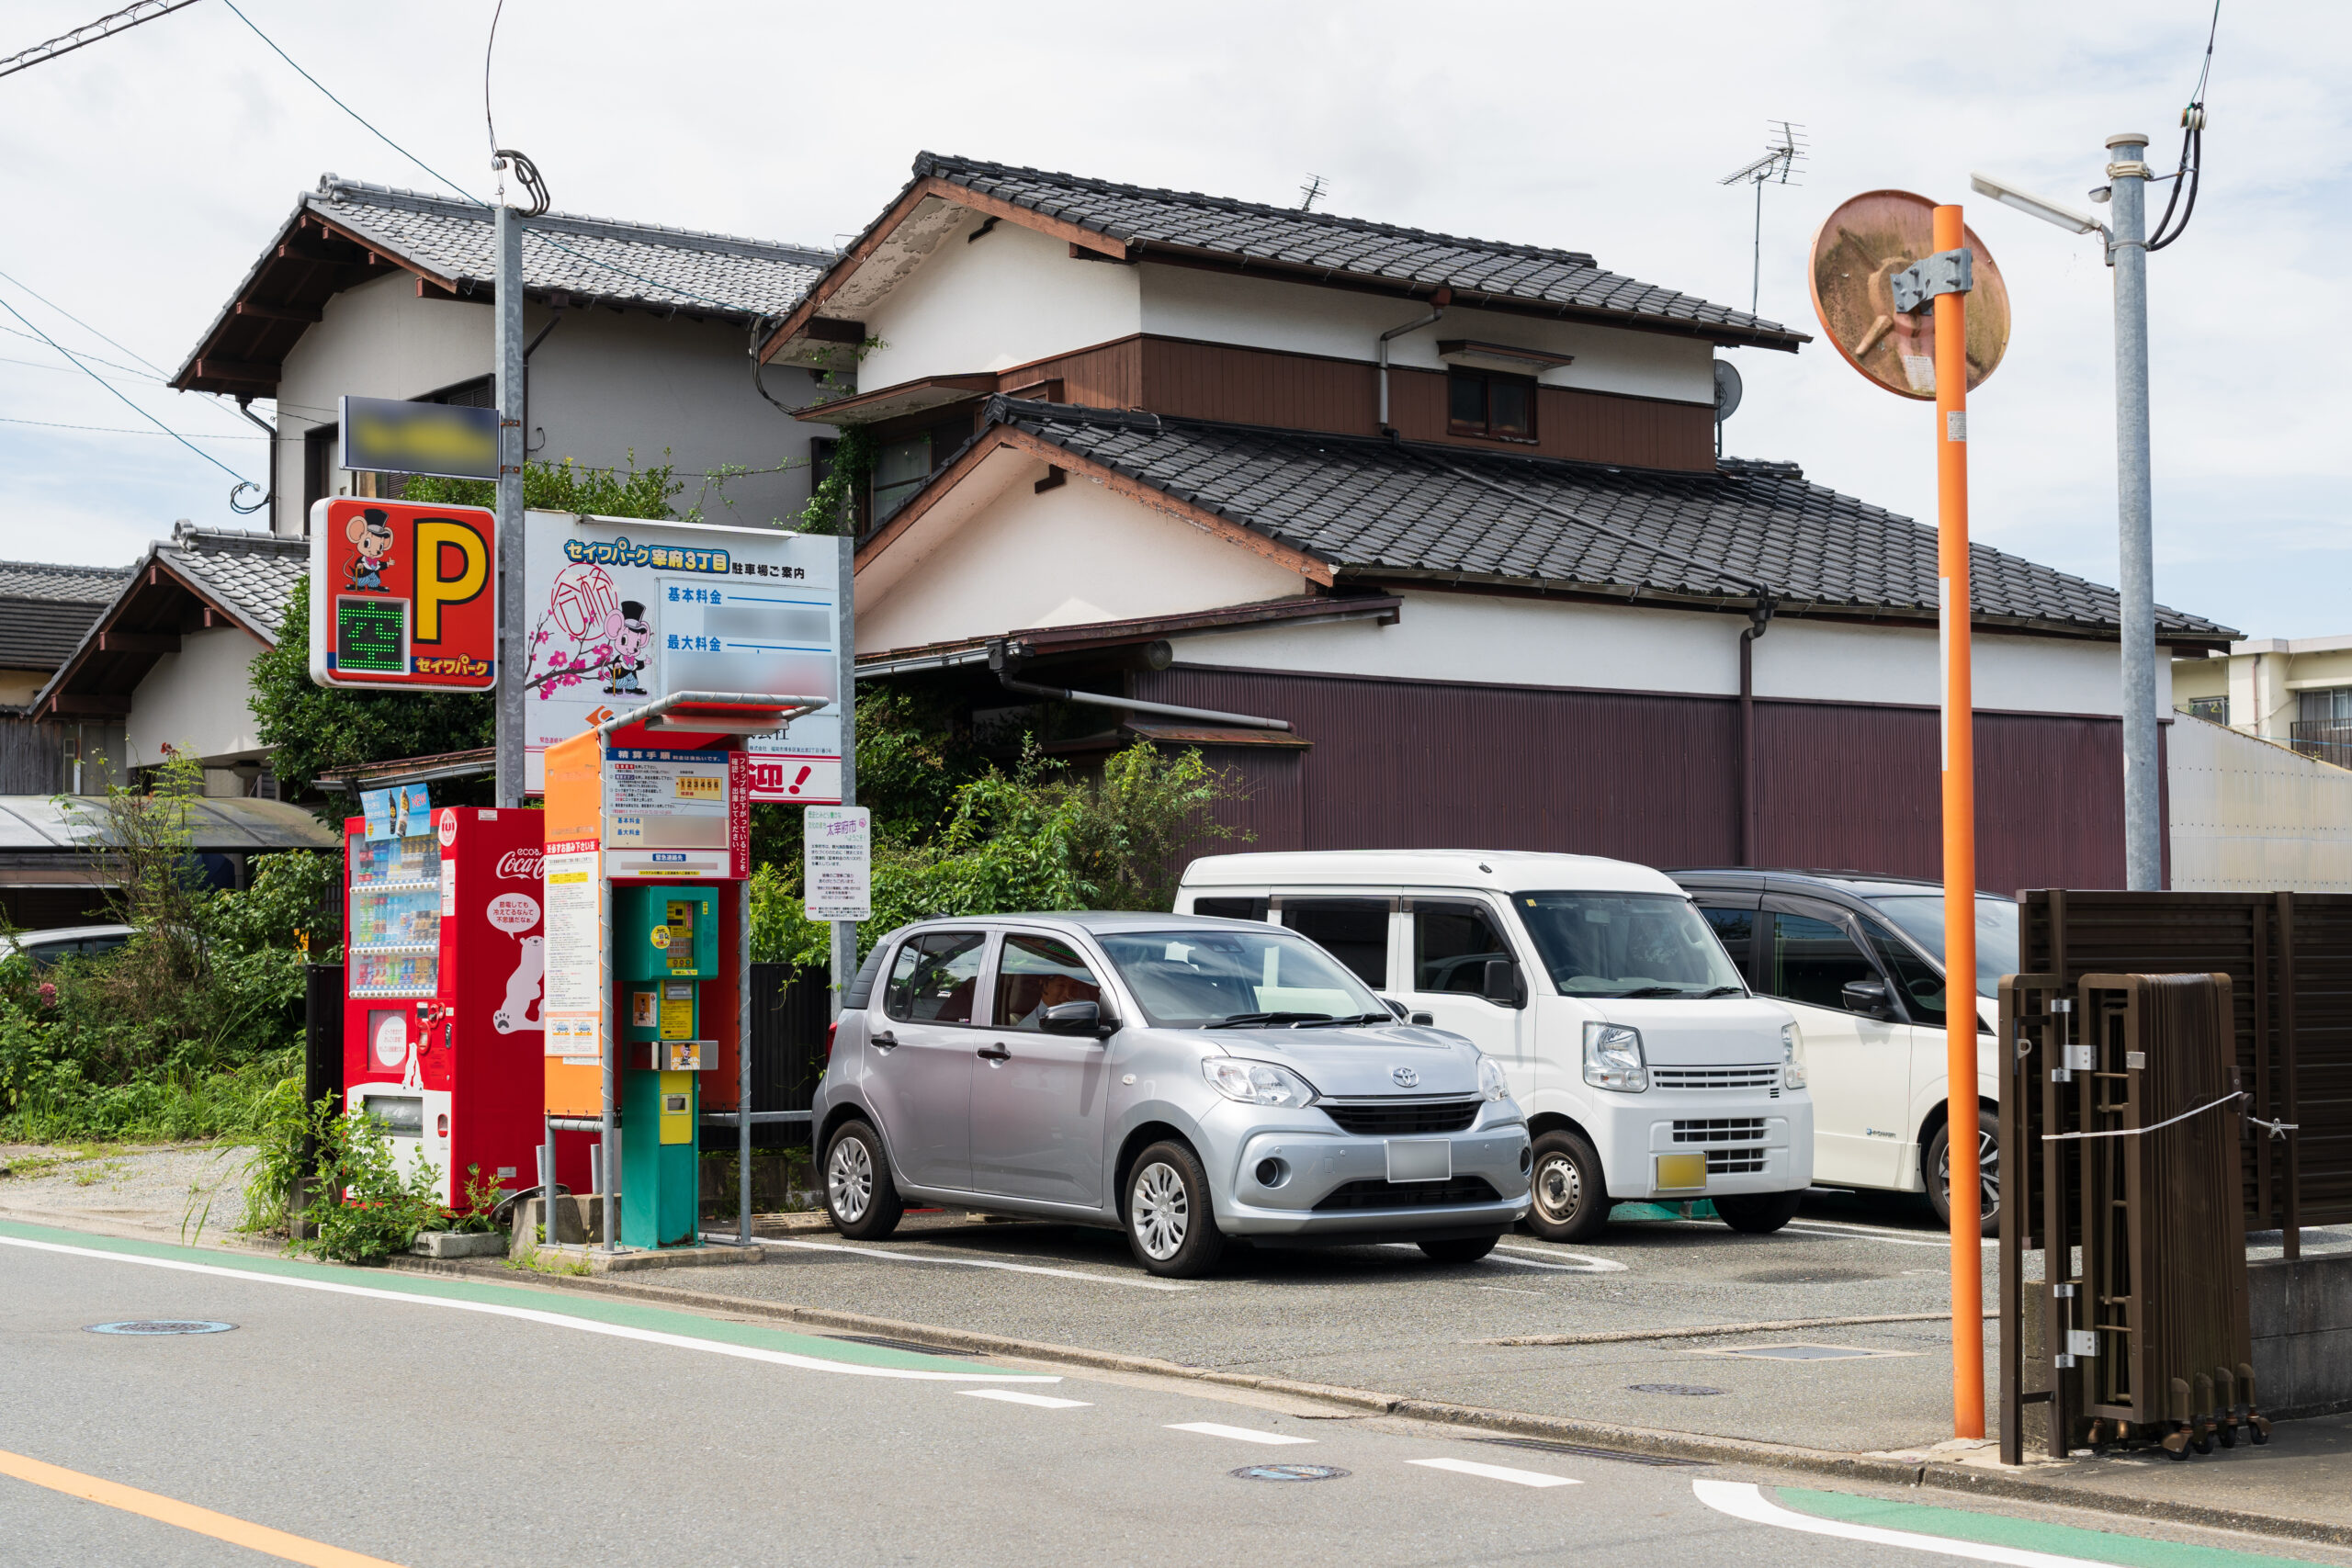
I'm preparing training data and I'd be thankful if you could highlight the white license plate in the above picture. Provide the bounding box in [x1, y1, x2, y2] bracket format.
[1385, 1139, 1453, 1182]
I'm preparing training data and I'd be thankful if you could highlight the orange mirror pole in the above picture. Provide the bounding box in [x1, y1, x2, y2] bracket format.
[1933, 201, 1985, 1439]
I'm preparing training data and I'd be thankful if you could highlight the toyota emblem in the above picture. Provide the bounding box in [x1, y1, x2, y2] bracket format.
[1391, 1066, 1419, 1089]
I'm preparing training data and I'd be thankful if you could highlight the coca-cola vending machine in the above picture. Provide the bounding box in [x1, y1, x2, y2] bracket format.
[344, 805, 547, 1204]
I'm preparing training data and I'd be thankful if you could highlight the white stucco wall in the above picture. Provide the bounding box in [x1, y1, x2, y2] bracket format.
[856, 452, 1311, 653]
[271, 271, 834, 536]
[1137, 264, 1716, 405]
[2169, 714, 2352, 891]
[857, 215, 1143, 388]
[124, 626, 269, 767]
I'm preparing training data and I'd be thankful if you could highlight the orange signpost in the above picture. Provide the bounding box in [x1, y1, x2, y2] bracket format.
[1810, 192, 2006, 1439]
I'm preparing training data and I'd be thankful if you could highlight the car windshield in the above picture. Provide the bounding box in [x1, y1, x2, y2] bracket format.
[1513, 891, 1746, 998]
[1867, 895, 2020, 1000]
[1095, 927, 1386, 1028]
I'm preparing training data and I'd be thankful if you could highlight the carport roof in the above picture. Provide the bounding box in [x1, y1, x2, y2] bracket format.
[0, 795, 338, 852]
[896, 399, 2234, 646]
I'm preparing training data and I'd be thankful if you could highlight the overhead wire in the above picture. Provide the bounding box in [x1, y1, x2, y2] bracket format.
[0, 293, 255, 483]
[2148, 0, 2218, 253]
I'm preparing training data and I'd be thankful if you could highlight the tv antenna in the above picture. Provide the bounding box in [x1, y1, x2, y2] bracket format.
[1298, 174, 1327, 211]
[1719, 120, 1807, 315]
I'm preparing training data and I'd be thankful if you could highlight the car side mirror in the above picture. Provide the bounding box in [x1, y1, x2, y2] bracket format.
[1481, 959, 1524, 1009]
[1378, 996, 1408, 1020]
[1841, 979, 1896, 1021]
[1042, 998, 1115, 1038]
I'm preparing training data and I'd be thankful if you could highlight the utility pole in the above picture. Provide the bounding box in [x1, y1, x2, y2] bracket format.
[829, 532, 857, 1016]
[493, 201, 526, 808]
[2107, 133, 2161, 890]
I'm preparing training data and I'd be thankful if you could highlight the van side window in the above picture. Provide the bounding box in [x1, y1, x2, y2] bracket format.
[883, 931, 987, 1025]
[1193, 896, 1270, 922]
[1281, 899, 1389, 988]
[1863, 919, 1945, 1025]
[1414, 902, 1510, 995]
[1764, 912, 1879, 1011]
[1699, 907, 1755, 982]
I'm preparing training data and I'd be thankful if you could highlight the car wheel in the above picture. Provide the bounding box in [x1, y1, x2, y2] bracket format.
[1525, 1129, 1609, 1243]
[1419, 1234, 1501, 1264]
[823, 1120, 903, 1240]
[1925, 1110, 1998, 1236]
[1714, 1190, 1805, 1234]
[1123, 1140, 1226, 1279]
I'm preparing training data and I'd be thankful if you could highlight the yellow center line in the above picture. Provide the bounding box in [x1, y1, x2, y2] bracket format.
[0, 1448, 405, 1568]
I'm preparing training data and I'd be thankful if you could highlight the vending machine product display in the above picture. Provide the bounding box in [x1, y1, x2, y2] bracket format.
[343, 806, 548, 1205]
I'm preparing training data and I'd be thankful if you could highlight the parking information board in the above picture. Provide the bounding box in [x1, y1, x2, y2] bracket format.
[308, 498, 497, 692]
[520, 511, 840, 800]
[804, 807, 872, 920]
[602, 748, 751, 880]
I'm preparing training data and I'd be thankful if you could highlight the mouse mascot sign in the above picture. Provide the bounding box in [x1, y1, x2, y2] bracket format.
[308, 498, 497, 692]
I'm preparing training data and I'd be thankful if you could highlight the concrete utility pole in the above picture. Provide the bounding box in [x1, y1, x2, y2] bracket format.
[829, 532, 857, 1016]
[493, 202, 526, 808]
[2107, 133, 2162, 891]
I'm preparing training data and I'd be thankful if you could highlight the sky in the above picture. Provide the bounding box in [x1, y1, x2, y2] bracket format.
[0, 0, 2342, 640]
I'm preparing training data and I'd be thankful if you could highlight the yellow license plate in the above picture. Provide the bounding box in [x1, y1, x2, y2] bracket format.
[1656, 1153, 1708, 1191]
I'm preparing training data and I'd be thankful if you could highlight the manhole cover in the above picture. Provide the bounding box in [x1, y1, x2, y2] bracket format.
[1476, 1437, 1705, 1468]
[1626, 1383, 1724, 1396]
[1713, 1343, 1891, 1361]
[86, 1321, 235, 1336]
[1230, 1464, 1351, 1482]
[1736, 1267, 1884, 1285]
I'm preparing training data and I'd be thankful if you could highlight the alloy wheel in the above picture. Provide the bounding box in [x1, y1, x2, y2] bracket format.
[1534, 1153, 1581, 1224]
[1132, 1161, 1189, 1260]
[1937, 1125, 1999, 1218]
[828, 1137, 873, 1224]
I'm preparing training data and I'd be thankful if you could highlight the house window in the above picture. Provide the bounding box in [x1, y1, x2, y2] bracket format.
[303, 424, 339, 522]
[2298, 688, 2352, 723]
[1447, 368, 1536, 441]
[2182, 695, 2226, 723]
[870, 433, 933, 523]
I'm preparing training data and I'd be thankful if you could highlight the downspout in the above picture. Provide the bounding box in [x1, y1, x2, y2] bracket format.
[227, 396, 275, 523]
[1377, 288, 1451, 434]
[1738, 599, 1777, 866]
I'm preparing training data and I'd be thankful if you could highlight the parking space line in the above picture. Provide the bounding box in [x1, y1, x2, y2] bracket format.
[771, 1237, 1193, 1292]
[1490, 1245, 1628, 1273]
[1408, 1457, 1579, 1489]
[1166, 1422, 1317, 1446]
[960, 1390, 1091, 1409]
[1785, 1218, 1995, 1249]
[0, 1446, 404, 1567]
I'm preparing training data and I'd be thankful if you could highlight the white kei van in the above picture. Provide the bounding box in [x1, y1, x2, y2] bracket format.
[1176, 851, 1814, 1241]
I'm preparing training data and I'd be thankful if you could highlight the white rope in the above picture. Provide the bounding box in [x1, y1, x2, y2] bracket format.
[2041, 1089, 2253, 1142]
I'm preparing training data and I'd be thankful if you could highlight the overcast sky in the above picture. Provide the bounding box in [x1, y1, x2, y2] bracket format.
[0, 0, 2340, 641]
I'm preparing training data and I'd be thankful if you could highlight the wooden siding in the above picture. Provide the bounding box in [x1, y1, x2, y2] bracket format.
[988, 335, 1716, 473]
[1138, 665, 2132, 890]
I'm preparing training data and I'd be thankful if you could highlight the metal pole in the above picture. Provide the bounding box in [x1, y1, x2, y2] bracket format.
[1933, 202, 1984, 1440]
[598, 830, 618, 1252]
[2108, 134, 2160, 890]
[738, 874, 752, 1245]
[828, 533, 858, 1021]
[493, 202, 526, 809]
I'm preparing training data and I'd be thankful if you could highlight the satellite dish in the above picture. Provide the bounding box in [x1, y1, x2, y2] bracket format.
[1808, 189, 2009, 400]
[1713, 361, 1744, 423]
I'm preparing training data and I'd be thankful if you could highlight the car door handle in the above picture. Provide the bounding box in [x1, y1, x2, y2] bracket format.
[870, 1030, 898, 1050]
[977, 1042, 1011, 1062]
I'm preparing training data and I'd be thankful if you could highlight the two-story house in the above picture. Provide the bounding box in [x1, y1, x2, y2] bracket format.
[761, 153, 2235, 893]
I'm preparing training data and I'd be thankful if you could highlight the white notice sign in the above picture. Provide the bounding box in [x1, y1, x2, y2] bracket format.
[541, 846, 602, 1056]
[804, 807, 871, 921]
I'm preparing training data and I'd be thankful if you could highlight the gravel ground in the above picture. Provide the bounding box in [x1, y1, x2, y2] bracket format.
[0, 1143, 255, 1235]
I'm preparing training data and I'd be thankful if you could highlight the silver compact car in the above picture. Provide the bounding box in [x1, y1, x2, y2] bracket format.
[812, 912, 1532, 1278]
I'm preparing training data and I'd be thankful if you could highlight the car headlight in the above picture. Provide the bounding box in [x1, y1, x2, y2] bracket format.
[1202, 1057, 1318, 1107]
[1582, 1021, 1647, 1092]
[1781, 1021, 1807, 1089]
[1476, 1055, 1510, 1101]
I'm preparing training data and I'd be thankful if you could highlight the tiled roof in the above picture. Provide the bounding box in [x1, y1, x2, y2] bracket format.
[969, 399, 2233, 642]
[910, 153, 1806, 350]
[0, 560, 130, 603]
[0, 561, 133, 673]
[159, 527, 308, 637]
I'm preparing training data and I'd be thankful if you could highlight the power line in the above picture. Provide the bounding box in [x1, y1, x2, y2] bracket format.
[0, 414, 261, 439]
[0, 294, 254, 482]
[0, 0, 202, 81]
[0, 262, 170, 375]
[0, 331, 162, 381]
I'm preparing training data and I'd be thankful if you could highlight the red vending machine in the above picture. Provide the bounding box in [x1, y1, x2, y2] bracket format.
[344, 805, 548, 1205]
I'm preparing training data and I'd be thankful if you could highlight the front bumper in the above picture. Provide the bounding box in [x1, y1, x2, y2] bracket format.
[1587, 1089, 1814, 1200]
[1206, 1105, 1532, 1237]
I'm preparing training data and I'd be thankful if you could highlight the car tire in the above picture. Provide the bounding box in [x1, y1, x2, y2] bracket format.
[1419, 1234, 1501, 1264]
[1525, 1129, 1610, 1243]
[1714, 1190, 1805, 1234]
[1925, 1110, 1998, 1236]
[1123, 1140, 1227, 1279]
[823, 1119, 903, 1240]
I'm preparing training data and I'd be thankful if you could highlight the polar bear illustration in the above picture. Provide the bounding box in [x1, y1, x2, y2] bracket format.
[493, 934, 545, 1033]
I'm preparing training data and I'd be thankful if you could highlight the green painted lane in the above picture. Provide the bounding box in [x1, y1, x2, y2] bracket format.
[0, 1217, 1029, 1378]
[1773, 1486, 2324, 1567]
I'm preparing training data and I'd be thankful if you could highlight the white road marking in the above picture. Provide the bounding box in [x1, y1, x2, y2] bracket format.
[1692, 1480, 2107, 1566]
[1409, 1457, 1580, 1488]
[773, 1236, 1193, 1292]
[1166, 1422, 1316, 1446]
[0, 1235, 1059, 1383]
[1784, 1218, 1995, 1249]
[1475, 1285, 1544, 1295]
[1491, 1244, 1628, 1273]
[960, 1389, 1091, 1409]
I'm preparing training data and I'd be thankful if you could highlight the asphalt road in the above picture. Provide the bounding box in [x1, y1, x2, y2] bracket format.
[4, 1220, 2340, 1568]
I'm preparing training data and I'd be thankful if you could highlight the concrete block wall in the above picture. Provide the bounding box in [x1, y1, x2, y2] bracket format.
[2251, 1250, 2352, 1417]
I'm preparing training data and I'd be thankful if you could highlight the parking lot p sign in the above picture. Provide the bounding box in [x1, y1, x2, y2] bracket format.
[804, 807, 871, 921]
[308, 498, 497, 691]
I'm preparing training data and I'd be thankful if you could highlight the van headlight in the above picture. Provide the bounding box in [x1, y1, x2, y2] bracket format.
[1781, 1021, 1807, 1089]
[1202, 1057, 1317, 1107]
[1477, 1055, 1510, 1101]
[1582, 1021, 1647, 1092]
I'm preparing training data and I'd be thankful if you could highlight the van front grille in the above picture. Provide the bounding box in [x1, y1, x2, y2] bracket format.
[1320, 1099, 1480, 1135]
[1653, 1065, 1779, 1089]
[1672, 1118, 1767, 1145]
[1312, 1177, 1501, 1212]
[1707, 1148, 1769, 1174]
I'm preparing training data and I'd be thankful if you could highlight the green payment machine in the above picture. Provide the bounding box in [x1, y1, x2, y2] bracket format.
[616, 885, 718, 1247]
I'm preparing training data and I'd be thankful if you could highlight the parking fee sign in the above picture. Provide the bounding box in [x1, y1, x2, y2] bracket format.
[307, 499, 496, 692]
[804, 807, 871, 920]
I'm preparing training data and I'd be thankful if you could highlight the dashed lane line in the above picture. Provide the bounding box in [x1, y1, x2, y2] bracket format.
[771, 1236, 1194, 1291]
[960, 1390, 1092, 1409]
[1408, 1457, 1580, 1488]
[1167, 1422, 1317, 1446]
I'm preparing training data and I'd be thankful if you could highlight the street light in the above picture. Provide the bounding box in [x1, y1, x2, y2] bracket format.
[1968, 173, 2108, 238]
